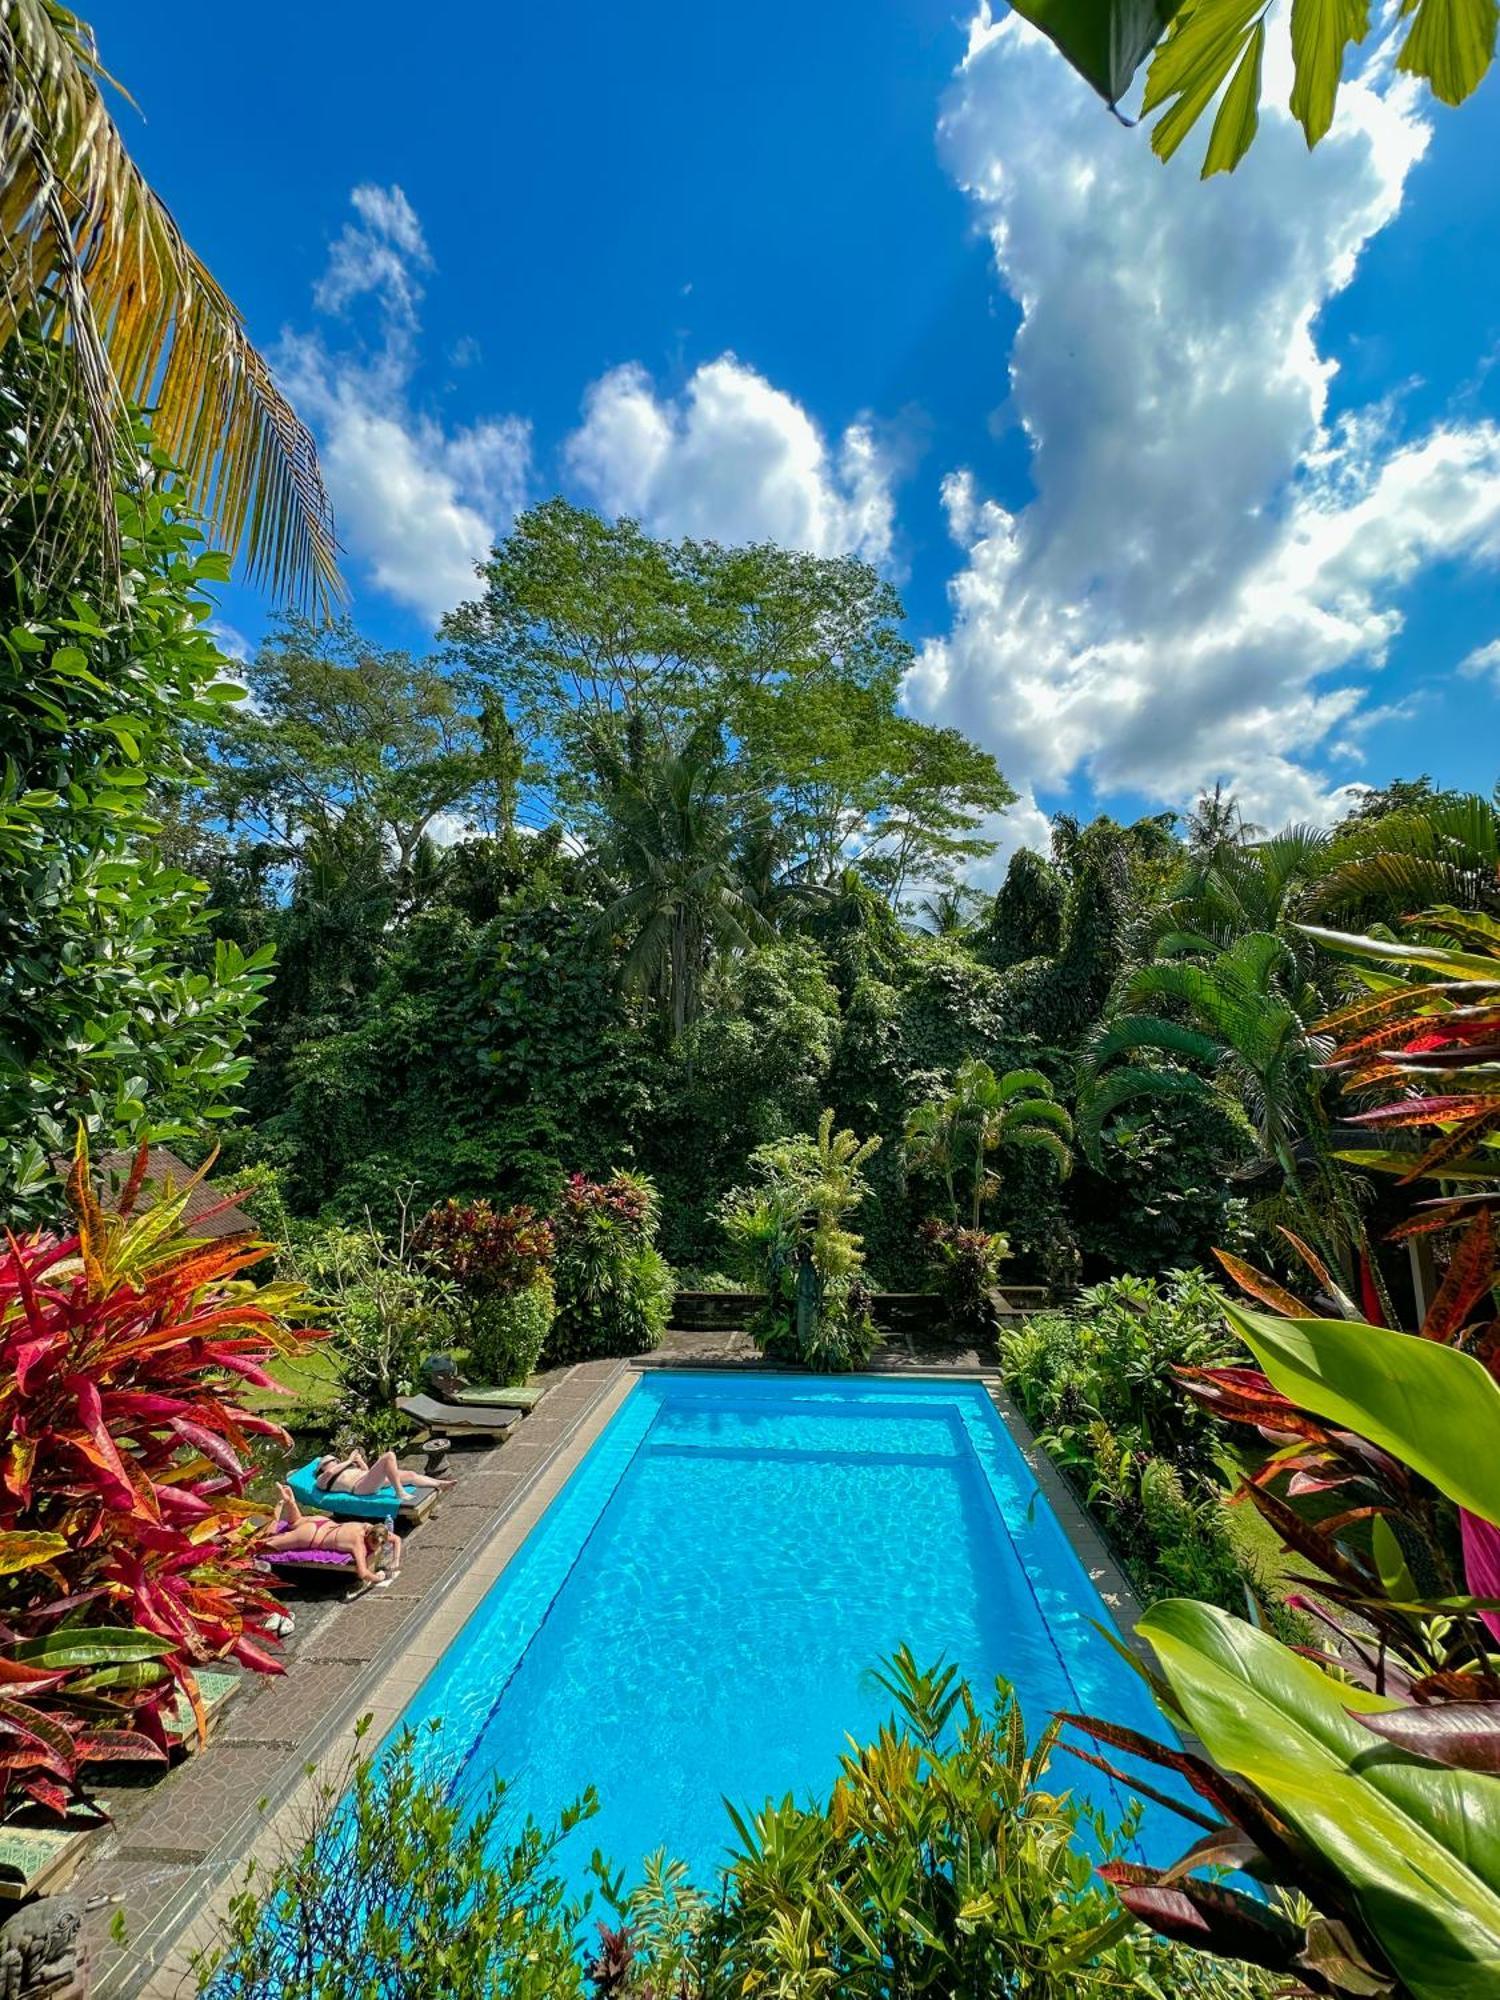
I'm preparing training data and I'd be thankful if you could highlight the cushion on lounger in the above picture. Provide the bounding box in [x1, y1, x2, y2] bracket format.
[453, 1383, 546, 1410]
[260, 1546, 354, 1569]
[286, 1458, 402, 1521]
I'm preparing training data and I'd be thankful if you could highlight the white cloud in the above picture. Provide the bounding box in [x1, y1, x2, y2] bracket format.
[281, 185, 531, 626]
[906, 11, 1500, 836]
[208, 619, 251, 663]
[1460, 637, 1500, 687]
[565, 357, 897, 566]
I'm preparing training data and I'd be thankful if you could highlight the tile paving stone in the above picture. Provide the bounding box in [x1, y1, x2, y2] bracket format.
[297, 1592, 424, 1664]
[101, 1745, 289, 1862]
[81, 1857, 199, 1992]
[218, 1658, 363, 1748]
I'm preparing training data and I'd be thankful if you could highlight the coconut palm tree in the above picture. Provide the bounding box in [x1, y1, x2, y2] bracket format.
[0, 0, 336, 605]
[907, 1061, 1073, 1228]
[592, 718, 772, 1038]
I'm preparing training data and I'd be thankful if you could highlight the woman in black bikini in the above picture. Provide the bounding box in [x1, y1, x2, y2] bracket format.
[264, 1484, 400, 1586]
[312, 1447, 455, 1502]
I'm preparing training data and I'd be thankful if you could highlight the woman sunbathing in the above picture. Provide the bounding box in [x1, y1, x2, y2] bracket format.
[265, 1484, 400, 1586]
[312, 1446, 455, 1501]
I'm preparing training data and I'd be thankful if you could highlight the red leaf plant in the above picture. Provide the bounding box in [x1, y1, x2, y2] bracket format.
[0, 1139, 323, 1815]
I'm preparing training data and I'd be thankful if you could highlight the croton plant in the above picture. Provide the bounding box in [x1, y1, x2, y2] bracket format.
[1066, 907, 1500, 2000]
[0, 1140, 320, 1816]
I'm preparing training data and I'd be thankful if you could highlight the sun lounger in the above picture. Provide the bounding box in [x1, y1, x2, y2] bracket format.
[162, 1667, 240, 1752]
[0, 1817, 96, 1903]
[397, 1393, 522, 1439]
[286, 1458, 438, 1524]
[422, 1359, 547, 1410]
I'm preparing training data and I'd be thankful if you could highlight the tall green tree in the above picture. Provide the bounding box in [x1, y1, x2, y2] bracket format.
[200, 617, 525, 883]
[0, 356, 272, 1219]
[445, 500, 1014, 896]
[591, 719, 773, 1038]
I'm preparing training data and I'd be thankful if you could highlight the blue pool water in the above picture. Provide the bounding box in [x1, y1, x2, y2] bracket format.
[391, 1371, 1180, 1892]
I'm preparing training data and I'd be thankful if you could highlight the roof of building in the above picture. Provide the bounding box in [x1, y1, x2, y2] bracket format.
[91, 1146, 258, 1239]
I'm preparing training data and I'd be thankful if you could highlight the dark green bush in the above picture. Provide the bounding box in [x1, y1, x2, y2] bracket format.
[470, 1281, 556, 1386]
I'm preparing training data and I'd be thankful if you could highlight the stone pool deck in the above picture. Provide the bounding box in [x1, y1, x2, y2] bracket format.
[73, 1335, 1144, 1998]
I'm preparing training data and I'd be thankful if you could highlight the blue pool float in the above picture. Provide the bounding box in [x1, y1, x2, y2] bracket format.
[286, 1457, 404, 1521]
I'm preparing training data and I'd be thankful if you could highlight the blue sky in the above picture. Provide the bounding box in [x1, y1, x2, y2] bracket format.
[96, 1, 1500, 865]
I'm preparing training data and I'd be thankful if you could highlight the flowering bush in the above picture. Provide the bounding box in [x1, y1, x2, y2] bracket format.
[411, 1198, 556, 1383]
[548, 1172, 672, 1364]
[0, 1141, 321, 1812]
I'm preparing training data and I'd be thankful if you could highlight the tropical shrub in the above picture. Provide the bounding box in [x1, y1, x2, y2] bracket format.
[904, 1059, 1073, 1230]
[720, 1111, 881, 1370]
[916, 1218, 1010, 1345]
[1079, 1422, 1297, 1638]
[412, 1198, 556, 1384]
[548, 1173, 673, 1365]
[0, 369, 275, 1226]
[1063, 914, 1500, 1994]
[1002, 1269, 1234, 1478]
[287, 1218, 452, 1442]
[194, 1721, 602, 1999]
[607, 1649, 1273, 1998]
[198, 1668, 1272, 2000]
[0, 1143, 320, 1810]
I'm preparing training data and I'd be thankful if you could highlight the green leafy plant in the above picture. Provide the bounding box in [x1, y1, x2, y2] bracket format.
[287, 1193, 457, 1438]
[194, 1720, 602, 1998]
[548, 1172, 673, 1365]
[1066, 1598, 1500, 2000]
[0, 370, 276, 1225]
[720, 1110, 882, 1369]
[1009, 0, 1495, 178]
[1002, 1268, 1234, 1477]
[609, 1648, 1274, 1998]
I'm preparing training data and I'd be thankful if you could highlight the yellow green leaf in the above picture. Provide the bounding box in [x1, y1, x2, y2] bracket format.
[1202, 19, 1265, 174]
[1289, 0, 1371, 144]
[1397, 0, 1498, 105]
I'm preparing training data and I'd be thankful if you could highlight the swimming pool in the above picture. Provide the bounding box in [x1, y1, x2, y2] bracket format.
[391, 1370, 1179, 1892]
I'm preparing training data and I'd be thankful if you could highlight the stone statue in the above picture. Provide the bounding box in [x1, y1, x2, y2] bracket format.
[0, 1897, 89, 1999]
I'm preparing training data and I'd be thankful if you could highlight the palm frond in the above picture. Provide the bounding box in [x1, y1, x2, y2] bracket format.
[0, 0, 339, 607]
[1076, 1065, 1210, 1165]
[1005, 1125, 1073, 1179]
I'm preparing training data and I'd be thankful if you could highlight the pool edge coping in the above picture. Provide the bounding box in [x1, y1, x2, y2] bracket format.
[122, 1359, 1151, 1996]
